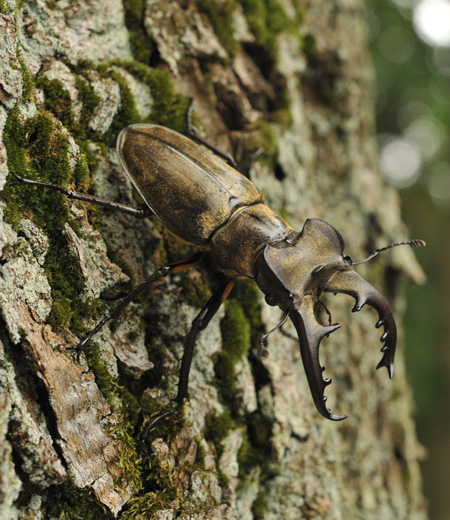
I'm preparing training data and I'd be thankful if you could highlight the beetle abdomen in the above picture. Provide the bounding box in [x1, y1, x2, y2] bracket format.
[117, 124, 264, 246]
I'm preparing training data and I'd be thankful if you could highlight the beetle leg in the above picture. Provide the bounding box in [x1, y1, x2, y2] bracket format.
[241, 148, 264, 179]
[317, 299, 333, 326]
[9, 172, 150, 219]
[141, 277, 234, 439]
[176, 277, 234, 402]
[70, 252, 205, 361]
[186, 100, 237, 168]
[259, 311, 289, 358]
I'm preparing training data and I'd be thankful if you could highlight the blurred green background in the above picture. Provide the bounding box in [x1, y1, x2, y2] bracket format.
[368, 1, 450, 519]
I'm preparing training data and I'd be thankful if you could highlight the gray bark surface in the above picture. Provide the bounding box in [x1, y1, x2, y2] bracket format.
[0, 0, 427, 518]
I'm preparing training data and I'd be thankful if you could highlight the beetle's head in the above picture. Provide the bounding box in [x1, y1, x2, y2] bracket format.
[255, 217, 425, 421]
[255, 218, 350, 311]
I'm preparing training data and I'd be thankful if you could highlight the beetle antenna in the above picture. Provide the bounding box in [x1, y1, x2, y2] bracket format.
[259, 311, 289, 358]
[352, 239, 426, 266]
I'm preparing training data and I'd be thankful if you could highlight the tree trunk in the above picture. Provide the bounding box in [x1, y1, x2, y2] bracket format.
[0, 0, 428, 518]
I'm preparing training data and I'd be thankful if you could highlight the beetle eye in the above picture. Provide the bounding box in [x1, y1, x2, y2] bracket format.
[265, 293, 279, 306]
[343, 255, 352, 264]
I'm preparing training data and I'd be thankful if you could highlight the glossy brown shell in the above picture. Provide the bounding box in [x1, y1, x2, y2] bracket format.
[117, 124, 264, 246]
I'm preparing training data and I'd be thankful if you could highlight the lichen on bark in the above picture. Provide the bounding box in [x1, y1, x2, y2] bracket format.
[0, 0, 427, 519]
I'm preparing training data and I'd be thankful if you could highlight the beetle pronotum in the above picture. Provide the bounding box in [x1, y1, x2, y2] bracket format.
[11, 107, 425, 434]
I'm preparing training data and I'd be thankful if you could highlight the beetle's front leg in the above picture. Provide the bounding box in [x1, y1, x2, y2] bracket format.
[9, 172, 150, 219]
[141, 277, 234, 440]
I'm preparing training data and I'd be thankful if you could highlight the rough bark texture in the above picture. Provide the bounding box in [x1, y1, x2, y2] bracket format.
[0, 0, 428, 519]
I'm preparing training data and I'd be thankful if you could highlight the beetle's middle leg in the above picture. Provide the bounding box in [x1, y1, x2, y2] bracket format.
[186, 101, 264, 179]
[9, 172, 150, 219]
[71, 252, 205, 359]
[141, 276, 234, 439]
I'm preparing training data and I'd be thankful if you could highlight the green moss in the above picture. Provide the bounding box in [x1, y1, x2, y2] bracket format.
[122, 0, 152, 64]
[108, 60, 190, 132]
[101, 69, 142, 146]
[255, 119, 280, 167]
[204, 410, 233, 449]
[43, 480, 113, 520]
[231, 279, 263, 333]
[110, 386, 144, 493]
[199, 0, 240, 56]
[194, 436, 206, 469]
[80, 346, 145, 491]
[177, 273, 212, 309]
[72, 61, 142, 145]
[204, 410, 238, 487]
[73, 152, 91, 190]
[237, 429, 260, 479]
[162, 230, 193, 263]
[120, 420, 213, 518]
[204, 409, 235, 460]
[39, 77, 75, 130]
[72, 59, 190, 158]
[215, 298, 251, 401]
[17, 52, 34, 100]
[3, 107, 91, 333]
[241, 0, 302, 52]
[252, 487, 268, 519]
[222, 300, 252, 359]
[74, 75, 103, 130]
[121, 490, 177, 520]
[84, 344, 118, 403]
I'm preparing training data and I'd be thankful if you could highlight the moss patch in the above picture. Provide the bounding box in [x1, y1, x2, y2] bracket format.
[199, 0, 240, 57]
[42, 481, 113, 520]
[2, 106, 92, 333]
[215, 299, 251, 402]
[17, 52, 34, 101]
[241, 0, 303, 53]
[204, 409, 236, 487]
[39, 77, 75, 130]
[252, 487, 268, 519]
[122, 0, 152, 64]
[214, 279, 263, 403]
[109, 60, 190, 132]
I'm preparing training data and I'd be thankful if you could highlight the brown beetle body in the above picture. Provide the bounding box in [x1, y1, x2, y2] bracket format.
[11, 118, 425, 427]
[117, 125, 291, 278]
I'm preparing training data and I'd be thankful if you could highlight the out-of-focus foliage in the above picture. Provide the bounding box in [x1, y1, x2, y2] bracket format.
[368, 1, 450, 519]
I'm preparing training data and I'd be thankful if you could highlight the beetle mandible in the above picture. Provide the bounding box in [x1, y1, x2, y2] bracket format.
[11, 107, 425, 433]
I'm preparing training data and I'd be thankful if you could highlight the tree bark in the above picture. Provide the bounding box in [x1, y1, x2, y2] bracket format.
[0, 0, 428, 518]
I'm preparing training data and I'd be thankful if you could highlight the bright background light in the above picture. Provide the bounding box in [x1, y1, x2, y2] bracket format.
[379, 136, 422, 187]
[413, 0, 450, 47]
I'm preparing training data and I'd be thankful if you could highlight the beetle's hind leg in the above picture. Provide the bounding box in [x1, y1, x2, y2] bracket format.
[141, 277, 234, 441]
[70, 253, 205, 361]
[9, 172, 150, 219]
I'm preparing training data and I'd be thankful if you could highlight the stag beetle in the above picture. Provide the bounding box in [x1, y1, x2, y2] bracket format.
[11, 106, 425, 432]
